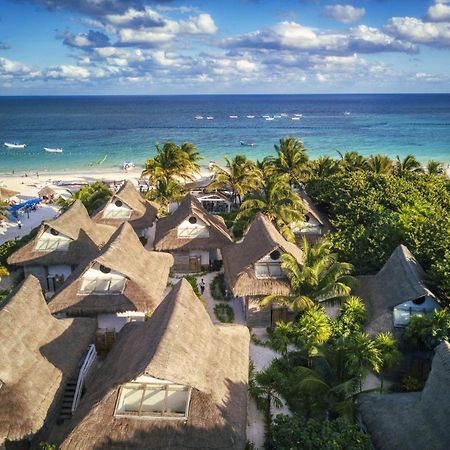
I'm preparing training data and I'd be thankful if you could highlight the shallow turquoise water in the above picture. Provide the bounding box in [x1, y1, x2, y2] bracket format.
[0, 94, 449, 173]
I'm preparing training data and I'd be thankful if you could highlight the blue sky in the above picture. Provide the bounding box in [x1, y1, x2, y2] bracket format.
[0, 0, 449, 94]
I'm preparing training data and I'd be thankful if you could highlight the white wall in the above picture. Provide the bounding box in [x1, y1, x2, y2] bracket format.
[97, 312, 145, 332]
[103, 200, 132, 219]
[177, 216, 209, 238]
[48, 264, 72, 280]
[146, 222, 156, 247]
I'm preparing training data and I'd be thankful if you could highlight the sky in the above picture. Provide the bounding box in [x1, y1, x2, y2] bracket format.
[0, 0, 450, 94]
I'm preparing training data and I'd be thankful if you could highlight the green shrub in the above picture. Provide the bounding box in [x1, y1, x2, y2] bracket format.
[214, 303, 234, 323]
[0, 226, 39, 267]
[209, 259, 223, 272]
[37, 442, 57, 450]
[402, 375, 425, 392]
[210, 273, 227, 301]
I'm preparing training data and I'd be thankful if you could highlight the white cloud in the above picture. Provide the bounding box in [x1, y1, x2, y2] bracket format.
[426, 0, 450, 22]
[46, 65, 90, 80]
[386, 16, 450, 48]
[0, 56, 40, 79]
[324, 4, 365, 24]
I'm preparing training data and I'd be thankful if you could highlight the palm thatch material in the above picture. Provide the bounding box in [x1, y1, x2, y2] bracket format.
[355, 244, 437, 335]
[38, 186, 56, 198]
[48, 222, 173, 315]
[359, 341, 450, 450]
[92, 180, 159, 232]
[0, 276, 96, 445]
[7, 200, 115, 267]
[0, 186, 19, 200]
[57, 279, 249, 449]
[295, 189, 332, 237]
[222, 213, 304, 297]
[154, 193, 232, 251]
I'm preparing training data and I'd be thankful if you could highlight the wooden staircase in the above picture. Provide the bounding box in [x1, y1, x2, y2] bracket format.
[59, 378, 78, 420]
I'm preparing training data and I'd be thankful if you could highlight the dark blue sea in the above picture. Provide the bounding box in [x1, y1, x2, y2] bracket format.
[0, 94, 449, 173]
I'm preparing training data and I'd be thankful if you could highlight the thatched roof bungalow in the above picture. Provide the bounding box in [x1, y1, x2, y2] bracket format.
[154, 193, 232, 272]
[222, 213, 304, 327]
[359, 341, 450, 450]
[38, 186, 56, 201]
[7, 200, 115, 292]
[56, 278, 249, 449]
[0, 276, 96, 448]
[92, 180, 159, 237]
[355, 244, 441, 336]
[48, 222, 173, 332]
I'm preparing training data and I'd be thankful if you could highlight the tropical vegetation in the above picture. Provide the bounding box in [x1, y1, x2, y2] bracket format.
[56, 181, 111, 214]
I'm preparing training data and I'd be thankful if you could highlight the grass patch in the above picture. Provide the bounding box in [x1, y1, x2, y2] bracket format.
[210, 273, 228, 301]
[214, 303, 234, 323]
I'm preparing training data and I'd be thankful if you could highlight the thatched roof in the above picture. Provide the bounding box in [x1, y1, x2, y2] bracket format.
[154, 193, 232, 251]
[297, 189, 331, 230]
[223, 213, 304, 297]
[48, 222, 173, 315]
[92, 180, 159, 231]
[359, 341, 450, 450]
[7, 200, 115, 267]
[0, 186, 19, 200]
[0, 276, 96, 444]
[58, 279, 249, 449]
[38, 186, 56, 197]
[355, 244, 436, 335]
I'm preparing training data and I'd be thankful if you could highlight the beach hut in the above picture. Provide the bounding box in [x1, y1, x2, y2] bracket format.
[38, 186, 56, 202]
[48, 222, 173, 334]
[290, 188, 331, 243]
[358, 341, 450, 450]
[7, 200, 115, 293]
[0, 276, 96, 449]
[355, 244, 441, 336]
[92, 180, 159, 239]
[222, 213, 304, 327]
[154, 193, 232, 272]
[55, 278, 249, 449]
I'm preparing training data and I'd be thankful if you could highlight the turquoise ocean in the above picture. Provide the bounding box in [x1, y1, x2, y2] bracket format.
[0, 94, 449, 173]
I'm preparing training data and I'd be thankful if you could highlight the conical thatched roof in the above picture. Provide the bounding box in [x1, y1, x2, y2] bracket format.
[48, 222, 173, 315]
[359, 341, 450, 450]
[0, 276, 96, 444]
[38, 186, 56, 197]
[355, 244, 437, 335]
[92, 180, 159, 231]
[0, 186, 19, 200]
[7, 200, 115, 267]
[223, 213, 304, 297]
[57, 279, 249, 449]
[154, 193, 232, 251]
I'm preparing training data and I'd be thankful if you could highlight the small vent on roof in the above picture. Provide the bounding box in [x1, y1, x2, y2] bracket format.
[99, 265, 111, 274]
[50, 228, 59, 236]
[115, 200, 123, 208]
[189, 216, 197, 224]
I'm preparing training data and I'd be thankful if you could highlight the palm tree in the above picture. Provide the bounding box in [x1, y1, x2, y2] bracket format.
[306, 156, 340, 179]
[235, 174, 305, 241]
[271, 137, 309, 186]
[269, 321, 296, 359]
[374, 332, 402, 392]
[56, 181, 111, 214]
[145, 177, 184, 210]
[366, 154, 393, 175]
[426, 160, 445, 176]
[261, 237, 356, 313]
[337, 150, 368, 173]
[206, 155, 262, 205]
[335, 296, 367, 335]
[141, 141, 200, 183]
[395, 154, 424, 175]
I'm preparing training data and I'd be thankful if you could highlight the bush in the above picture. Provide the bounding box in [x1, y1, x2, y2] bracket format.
[37, 443, 57, 450]
[210, 273, 227, 301]
[268, 415, 370, 450]
[209, 259, 223, 272]
[0, 227, 39, 267]
[214, 303, 234, 323]
[402, 375, 425, 392]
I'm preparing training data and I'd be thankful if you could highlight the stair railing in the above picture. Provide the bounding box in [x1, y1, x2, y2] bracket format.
[71, 344, 97, 413]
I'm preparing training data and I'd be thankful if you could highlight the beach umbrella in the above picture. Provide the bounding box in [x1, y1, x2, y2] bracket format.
[0, 187, 20, 200]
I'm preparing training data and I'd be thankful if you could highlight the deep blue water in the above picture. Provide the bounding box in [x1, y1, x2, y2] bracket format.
[0, 94, 449, 173]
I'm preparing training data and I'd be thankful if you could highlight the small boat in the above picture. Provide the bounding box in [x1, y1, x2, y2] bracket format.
[206, 116, 214, 120]
[280, 113, 288, 117]
[291, 117, 301, 121]
[240, 141, 256, 147]
[44, 147, 63, 153]
[229, 115, 238, 119]
[265, 117, 275, 121]
[195, 115, 204, 120]
[4, 142, 26, 149]
[294, 113, 303, 117]
[262, 114, 270, 118]
[246, 115, 255, 119]
[344, 111, 351, 115]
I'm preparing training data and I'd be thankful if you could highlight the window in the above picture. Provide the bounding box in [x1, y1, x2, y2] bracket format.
[255, 261, 284, 278]
[115, 383, 190, 419]
[50, 228, 60, 236]
[270, 250, 281, 260]
[35, 235, 71, 251]
[103, 201, 132, 219]
[115, 200, 123, 208]
[79, 276, 126, 294]
[188, 216, 197, 224]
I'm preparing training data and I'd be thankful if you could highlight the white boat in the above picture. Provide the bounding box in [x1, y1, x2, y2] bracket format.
[44, 147, 63, 153]
[274, 115, 282, 119]
[280, 113, 288, 117]
[294, 113, 303, 117]
[262, 114, 270, 118]
[206, 116, 214, 120]
[344, 111, 351, 115]
[4, 142, 26, 149]
[240, 141, 256, 147]
[265, 117, 275, 121]
[229, 115, 238, 119]
[291, 117, 301, 121]
[195, 115, 204, 120]
[246, 115, 255, 119]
